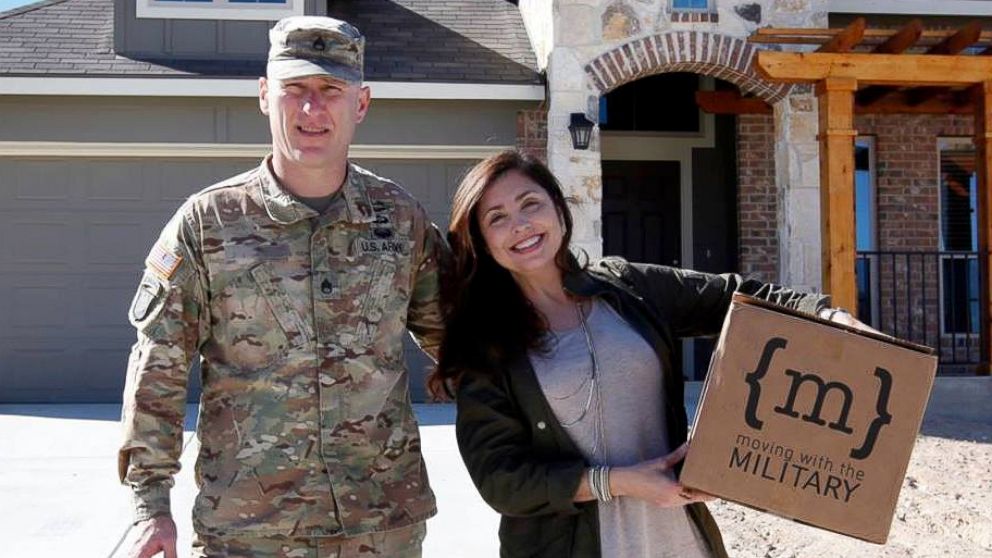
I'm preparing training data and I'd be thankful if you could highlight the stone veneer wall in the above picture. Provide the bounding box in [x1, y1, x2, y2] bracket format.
[539, 0, 825, 280]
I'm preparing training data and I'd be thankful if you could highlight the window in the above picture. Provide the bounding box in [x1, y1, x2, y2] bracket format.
[599, 73, 700, 133]
[136, 0, 304, 21]
[854, 137, 879, 325]
[938, 138, 980, 335]
[671, 0, 712, 11]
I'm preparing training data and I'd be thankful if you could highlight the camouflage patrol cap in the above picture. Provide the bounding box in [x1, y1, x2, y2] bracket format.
[267, 16, 364, 82]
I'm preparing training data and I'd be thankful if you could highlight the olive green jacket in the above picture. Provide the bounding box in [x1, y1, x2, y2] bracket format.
[455, 257, 829, 558]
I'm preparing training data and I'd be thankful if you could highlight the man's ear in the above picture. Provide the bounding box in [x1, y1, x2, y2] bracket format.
[354, 84, 371, 123]
[259, 77, 270, 116]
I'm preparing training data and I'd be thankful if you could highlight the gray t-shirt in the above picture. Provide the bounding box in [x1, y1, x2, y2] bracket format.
[529, 298, 711, 558]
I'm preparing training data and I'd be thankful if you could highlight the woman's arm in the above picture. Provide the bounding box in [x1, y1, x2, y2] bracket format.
[455, 369, 588, 517]
[620, 261, 831, 337]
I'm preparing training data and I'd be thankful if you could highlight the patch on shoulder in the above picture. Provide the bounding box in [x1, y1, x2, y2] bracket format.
[146, 242, 183, 281]
[130, 273, 164, 323]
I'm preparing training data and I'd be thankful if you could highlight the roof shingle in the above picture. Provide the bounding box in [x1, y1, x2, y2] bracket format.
[0, 0, 540, 84]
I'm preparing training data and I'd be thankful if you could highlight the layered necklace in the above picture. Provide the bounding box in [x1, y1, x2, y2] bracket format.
[545, 299, 608, 460]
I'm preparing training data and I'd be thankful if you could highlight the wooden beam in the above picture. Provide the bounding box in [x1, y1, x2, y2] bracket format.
[757, 51, 992, 86]
[905, 23, 985, 106]
[695, 91, 771, 114]
[873, 19, 923, 54]
[974, 80, 992, 374]
[695, 88, 976, 114]
[927, 21, 983, 55]
[818, 17, 866, 53]
[816, 77, 859, 313]
[754, 26, 992, 41]
[857, 21, 922, 109]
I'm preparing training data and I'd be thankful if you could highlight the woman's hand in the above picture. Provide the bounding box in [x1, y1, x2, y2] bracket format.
[610, 443, 713, 508]
[818, 307, 887, 336]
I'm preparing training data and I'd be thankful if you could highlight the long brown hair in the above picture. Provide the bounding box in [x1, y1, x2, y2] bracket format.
[428, 151, 577, 399]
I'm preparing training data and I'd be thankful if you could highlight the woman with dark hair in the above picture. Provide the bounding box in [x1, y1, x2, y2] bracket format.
[431, 151, 850, 558]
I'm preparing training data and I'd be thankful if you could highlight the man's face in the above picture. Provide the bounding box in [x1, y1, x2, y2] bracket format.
[259, 74, 371, 172]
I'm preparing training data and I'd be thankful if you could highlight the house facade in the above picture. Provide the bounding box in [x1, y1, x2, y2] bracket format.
[516, 0, 992, 377]
[0, 0, 987, 402]
[0, 0, 543, 401]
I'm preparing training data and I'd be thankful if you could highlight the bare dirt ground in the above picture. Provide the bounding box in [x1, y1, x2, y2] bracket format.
[709, 416, 992, 557]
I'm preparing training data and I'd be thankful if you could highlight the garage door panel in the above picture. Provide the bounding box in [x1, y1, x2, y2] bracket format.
[1, 344, 133, 402]
[86, 162, 146, 201]
[85, 221, 148, 265]
[1, 157, 462, 402]
[10, 284, 70, 329]
[6, 219, 73, 265]
[6, 161, 75, 203]
[3, 346, 73, 390]
[84, 284, 135, 329]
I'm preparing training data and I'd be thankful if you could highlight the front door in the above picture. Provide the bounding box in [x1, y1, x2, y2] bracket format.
[602, 160, 681, 266]
[601, 160, 683, 375]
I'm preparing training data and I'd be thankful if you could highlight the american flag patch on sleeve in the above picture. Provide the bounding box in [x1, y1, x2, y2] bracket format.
[146, 242, 183, 281]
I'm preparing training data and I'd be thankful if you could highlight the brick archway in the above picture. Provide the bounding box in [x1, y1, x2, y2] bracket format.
[584, 31, 792, 102]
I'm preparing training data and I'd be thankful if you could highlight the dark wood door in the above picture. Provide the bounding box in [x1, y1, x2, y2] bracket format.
[601, 160, 683, 375]
[602, 160, 681, 266]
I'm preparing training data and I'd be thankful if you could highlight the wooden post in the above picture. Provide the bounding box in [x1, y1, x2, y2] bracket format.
[974, 81, 992, 375]
[816, 77, 859, 312]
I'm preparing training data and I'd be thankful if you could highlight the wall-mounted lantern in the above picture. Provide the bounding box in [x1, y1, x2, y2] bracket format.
[568, 113, 594, 150]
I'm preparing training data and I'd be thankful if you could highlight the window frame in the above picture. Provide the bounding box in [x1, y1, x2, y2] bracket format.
[936, 136, 981, 336]
[136, 0, 304, 21]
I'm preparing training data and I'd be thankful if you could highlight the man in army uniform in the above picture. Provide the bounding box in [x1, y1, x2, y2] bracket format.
[120, 16, 445, 558]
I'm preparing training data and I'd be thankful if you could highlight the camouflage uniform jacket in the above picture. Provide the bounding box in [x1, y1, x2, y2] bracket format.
[119, 157, 445, 537]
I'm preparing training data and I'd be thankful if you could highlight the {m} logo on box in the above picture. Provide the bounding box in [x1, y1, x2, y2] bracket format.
[742, 337, 894, 461]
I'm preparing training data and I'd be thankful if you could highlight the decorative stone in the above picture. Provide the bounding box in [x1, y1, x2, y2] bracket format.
[789, 96, 813, 112]
[582, 175, 603, 202]
[773, 0, 809, 13]
[602, 2, 641, 41]
[735, 3, 762, 24]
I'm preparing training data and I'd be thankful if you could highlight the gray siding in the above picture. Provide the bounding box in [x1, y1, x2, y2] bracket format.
[0, 97, 535, 146]
[113, 0, 325, 59]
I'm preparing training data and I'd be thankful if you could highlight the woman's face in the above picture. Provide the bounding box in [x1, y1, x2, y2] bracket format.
[475, 170, 565, 280]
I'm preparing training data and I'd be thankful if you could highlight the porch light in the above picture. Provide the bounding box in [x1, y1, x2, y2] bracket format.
[568, 113, 594, 150]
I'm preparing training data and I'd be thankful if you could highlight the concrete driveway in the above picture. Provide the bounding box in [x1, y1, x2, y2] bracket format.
[0, 379, 987, 557]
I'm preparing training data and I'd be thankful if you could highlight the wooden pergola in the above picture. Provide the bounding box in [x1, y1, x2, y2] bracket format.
[698, 19, 992, 338]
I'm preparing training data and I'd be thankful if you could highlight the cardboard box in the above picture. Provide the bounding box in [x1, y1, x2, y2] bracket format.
[681, 294, 937, 544]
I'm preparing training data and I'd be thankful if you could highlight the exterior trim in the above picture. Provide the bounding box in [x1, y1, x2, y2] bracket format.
[583, 31, 792, 104]
[0, 142, 511, 159]
[0, 78, 545, 100]
[829, 0, 992, 15]
[135, 0, 305, 21]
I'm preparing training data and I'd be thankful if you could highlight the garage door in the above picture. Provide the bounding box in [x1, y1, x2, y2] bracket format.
[0, 157, 469, 403]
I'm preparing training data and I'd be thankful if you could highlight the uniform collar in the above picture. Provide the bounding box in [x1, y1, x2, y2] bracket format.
[257, 156, 376, 225]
